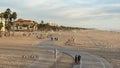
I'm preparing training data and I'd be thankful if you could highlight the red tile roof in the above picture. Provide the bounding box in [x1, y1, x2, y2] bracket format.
[15, 18, 34, 25]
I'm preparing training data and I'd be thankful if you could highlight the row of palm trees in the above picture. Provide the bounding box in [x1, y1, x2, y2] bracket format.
[37, 20, 82, 31]
[0, 8, 17, 36]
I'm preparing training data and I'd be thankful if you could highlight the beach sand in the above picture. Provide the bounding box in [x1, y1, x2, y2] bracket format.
[52, 30, 120, 68]
[0, 32, 73, 68]
[0, 30, 120, 68]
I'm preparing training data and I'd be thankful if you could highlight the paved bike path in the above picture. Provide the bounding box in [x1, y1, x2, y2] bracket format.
[37, 40, 113, 68]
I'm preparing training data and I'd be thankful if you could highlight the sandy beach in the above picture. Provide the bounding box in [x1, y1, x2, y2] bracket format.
[0, 32, 73, 68]
[52, 30, 120, 68]
[0, 30, 120, 68]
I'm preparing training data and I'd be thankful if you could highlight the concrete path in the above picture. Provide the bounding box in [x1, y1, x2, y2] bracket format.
[37, 40, 113, 68]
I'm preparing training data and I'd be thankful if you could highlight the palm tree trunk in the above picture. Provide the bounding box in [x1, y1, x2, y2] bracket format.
[12, 20, 15, 36]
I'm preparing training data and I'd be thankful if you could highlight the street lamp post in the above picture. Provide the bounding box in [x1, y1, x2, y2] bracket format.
[54, 49, 58, 68]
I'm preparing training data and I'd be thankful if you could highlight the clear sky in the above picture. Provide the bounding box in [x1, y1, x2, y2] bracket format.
[0, 0, 120, 31]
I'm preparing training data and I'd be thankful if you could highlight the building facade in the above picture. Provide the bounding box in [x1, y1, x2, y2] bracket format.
[15, 19, 38, 31]
[0, 11, 5, 32]
[47, 22, 59, 26]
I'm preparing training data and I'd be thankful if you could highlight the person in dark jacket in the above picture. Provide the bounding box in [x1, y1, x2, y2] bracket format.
[51, 37, 53, 41]
[78, 55, 81, 64]
[75, 55, 78, 64]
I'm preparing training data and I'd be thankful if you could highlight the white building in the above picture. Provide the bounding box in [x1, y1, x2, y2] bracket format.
[0, 11, 5, 32]
[48, 22, 59, 26]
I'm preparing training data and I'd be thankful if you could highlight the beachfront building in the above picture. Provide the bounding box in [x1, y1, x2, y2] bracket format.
[0, 11, 5, 32]
[47, 22, 59, 26]
[15, 19, 38, 31]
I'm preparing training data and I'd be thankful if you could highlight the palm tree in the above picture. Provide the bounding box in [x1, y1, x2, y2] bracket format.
[12, 12, 17, 36]
[41, 20, 44, 24]
[4, 8, 11, 22]
[0, 23, 3, 37]
[4, 12, 8, 22]
[0, 12, 4, 20]
[4, 8, 11, 36]
[0, 19, 3, 37]
[0, 23, 3, 31]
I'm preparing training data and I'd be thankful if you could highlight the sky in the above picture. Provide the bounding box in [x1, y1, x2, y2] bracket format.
[0, 0, 120, 31]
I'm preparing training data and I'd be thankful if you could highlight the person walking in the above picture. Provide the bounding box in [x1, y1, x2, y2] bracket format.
[51, 37, 53, 41]
[75, 55, 78, 64]
[78, 55, 81, 64]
